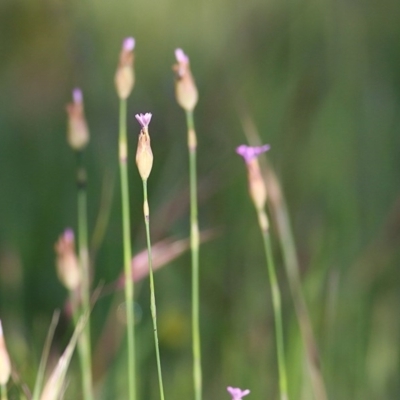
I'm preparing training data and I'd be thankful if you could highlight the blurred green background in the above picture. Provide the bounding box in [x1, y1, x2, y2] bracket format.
[1, 0, 400, 399]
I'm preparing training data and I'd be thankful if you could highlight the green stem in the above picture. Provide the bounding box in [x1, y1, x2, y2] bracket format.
[119, 98, 136, 400]
[260, 219, 289, 400]
[185, 110, 202, 400]
[142, 180, 165, 400]
[76, 151, 93, 400]
[1, 384, 7, 400]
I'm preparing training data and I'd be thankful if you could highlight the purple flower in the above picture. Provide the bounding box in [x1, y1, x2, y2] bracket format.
[175, 48, 189, 64]
[123, 37, 135, 52]
[227, 386, 250, 400]
[135, 113, 152, 129]
[72, 88, 83, 104]
[236, 144, 270, 164]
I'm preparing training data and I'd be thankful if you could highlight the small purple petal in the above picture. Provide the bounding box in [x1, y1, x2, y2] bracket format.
[123, 37, 135, 51]
[73, 88, 83, 104]
[236, 144, 270, 163]
[227, 386, 250, 400]
[63, 228, 75, 242]
[175, 48, 189, 64]
[135, 113, 152, 129]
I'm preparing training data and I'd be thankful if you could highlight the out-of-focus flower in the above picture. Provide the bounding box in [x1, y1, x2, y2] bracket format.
[236, 144, 270, 213]
[115, 37, 135, 99]
[55, 229, 81, 291]
[227, 386, 250, 400]
[66, 88, 90, 151]
[135, 113, 153, 181]
[173, 48, 198, 112]
[0, 320, 11, 385]
[236, 144, 270, 164]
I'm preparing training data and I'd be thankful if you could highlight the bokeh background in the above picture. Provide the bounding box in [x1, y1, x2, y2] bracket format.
[1, 0, 400, 399]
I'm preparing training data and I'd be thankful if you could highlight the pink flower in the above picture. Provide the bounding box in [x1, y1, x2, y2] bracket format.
[123, 37, 135, 52]
[227, 386, 250, 400]
[72, 88, 83, 104]
[135, 113, 152, 129]
[175, 48, 189, 65]
[236, 144, 270, 164]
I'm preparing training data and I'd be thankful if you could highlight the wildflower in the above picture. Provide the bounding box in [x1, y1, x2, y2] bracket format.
[173, 48, 198, 112]
[135, 113, 153, 181]
[0, 320, 11, 385]
[66, 88, 90, 151]
[236, 144, 270, 164]
[227, 386, 250, 400]
[54, 229, 81, 291]
[115, 37, 135, 99]
[236, 144, 270, 213]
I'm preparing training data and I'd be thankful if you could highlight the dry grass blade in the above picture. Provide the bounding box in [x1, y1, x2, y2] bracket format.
[239, 109, 328, 400]
[40, 316, 86, 400]
[93, 230, 217, 382]
[32, 311, 61, 400]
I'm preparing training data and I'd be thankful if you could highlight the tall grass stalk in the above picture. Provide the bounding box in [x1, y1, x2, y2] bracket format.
[185, 110, 202, 400]
[259, 213, 289, 400]
[118, 98, 136, 400]
[76, 151, 93, 400]
[142, 180, 165, 400]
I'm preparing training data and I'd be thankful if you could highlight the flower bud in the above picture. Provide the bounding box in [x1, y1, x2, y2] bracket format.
[0, 320, 11, 385]
[66, 88, 90, 151]
[236, 144, 271, 212]
[54, 229, 81, 291]
[173, 48, 198, 112]
[135, 113, 153, 181]
[115, 37, 135, 100]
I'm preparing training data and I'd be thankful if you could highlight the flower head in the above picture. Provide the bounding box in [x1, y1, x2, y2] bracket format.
[236, 144, 270, 164]
[55, 229, 81, 291]
[123, 37, 135, 52]
[115, 37, 135, 99]
[66, 88, 89, 151]
[227, 386, 250, 400]
[173, 48, 198, 111]
[0, 320, 11, 385]
[135, 113, 153, 180]
[135, 113, 152, 129]
[236, 144, 270, 226]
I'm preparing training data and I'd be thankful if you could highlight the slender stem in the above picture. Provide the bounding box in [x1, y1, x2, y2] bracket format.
[185, 110, 202, 400]
[142, 180, 165, 400]
[260, 216, 289, 400]
[76, 151, 93, 400]
[1, 384, 7, 400]
[119, 98, 136, 400]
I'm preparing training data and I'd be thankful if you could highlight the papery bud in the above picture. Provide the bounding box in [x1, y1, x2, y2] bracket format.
[66, 88, 90, 151]
[54, 229, 81, 291]
[236, 144, 271, 212]
[173, 48, 198, 112]
[115, 37, 135, 99]
[247, 158, 267, 211]
[135, 113, 154, 181]
[0, 320, 11, 385]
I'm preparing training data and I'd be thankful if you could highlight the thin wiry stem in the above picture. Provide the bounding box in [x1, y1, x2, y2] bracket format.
[142, 180, 165, 400]
[118, 98, 136, 400]
[185, 110, 202, 400]
[259, 212, 289, 400]
[76, 151, 93, 400]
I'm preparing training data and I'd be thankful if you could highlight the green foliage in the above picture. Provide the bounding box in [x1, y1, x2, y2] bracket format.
[0, 0, 399, 399]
